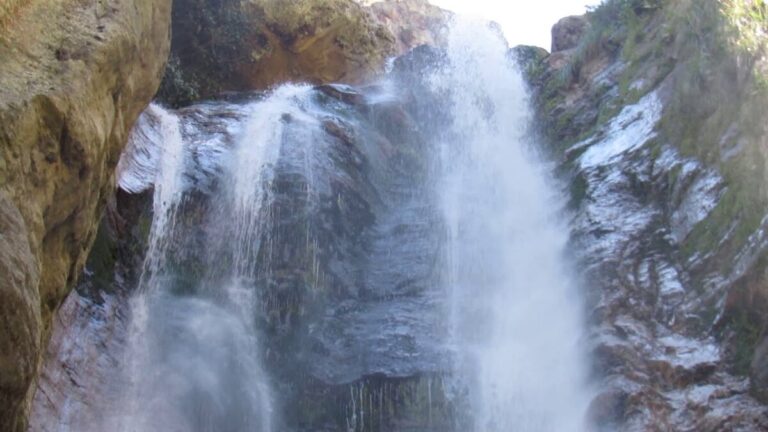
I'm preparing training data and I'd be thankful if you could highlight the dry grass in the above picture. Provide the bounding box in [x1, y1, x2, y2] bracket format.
[0, 0, 31, 33]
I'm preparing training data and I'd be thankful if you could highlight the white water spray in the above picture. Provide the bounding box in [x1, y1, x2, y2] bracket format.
[104, 92, 326, 431]
[117, 104, 187, 432]
[433, 19, 591, 431]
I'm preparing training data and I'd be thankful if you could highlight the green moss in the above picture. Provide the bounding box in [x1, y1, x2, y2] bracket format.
[155, 55, 201, 108]
[729, 309, 763, 375]
[666, 163, 682, 192]
[682, 152, 767, 265]
[569, 173, 589, 209]
[83, 221, 117, 292]
[720, 0, 768, 55]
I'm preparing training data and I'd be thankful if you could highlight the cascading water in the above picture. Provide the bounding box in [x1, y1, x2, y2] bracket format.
[101, 91, 325, 431]
[38, 18, 594, 432]
[431, 19, 591, 431]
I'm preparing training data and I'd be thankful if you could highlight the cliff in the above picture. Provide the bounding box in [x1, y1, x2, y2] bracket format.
[156, 0, 448, 106]
[525, 0, 768, 428]
[0, 0, 171, 429]
[15, 0, 768, 430]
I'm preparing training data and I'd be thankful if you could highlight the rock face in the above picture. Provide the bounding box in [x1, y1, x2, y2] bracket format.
[364, 0, 449, 54]
[157, 0, 395, 106]
[156, 0, 450, 107]
[31, 47, 459, 430]
[528, 0, 768, 428]
[550, 15, 589, 52]
[0, 0, 171, 429]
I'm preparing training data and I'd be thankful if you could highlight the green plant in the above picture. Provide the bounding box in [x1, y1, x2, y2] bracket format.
[720, 0, 768, 54]
[729, 309, 763, 375]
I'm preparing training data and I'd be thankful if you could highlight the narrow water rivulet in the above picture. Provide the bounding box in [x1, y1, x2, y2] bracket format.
[64, 20, 589, 432]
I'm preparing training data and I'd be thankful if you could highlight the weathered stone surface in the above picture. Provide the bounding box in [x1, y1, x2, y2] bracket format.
[527, 0, 768, 428]
[0, 192, 40, 432]
[364, 0, 449, 54]
[551, 15, 589, 52]
[0, 0, 171, 429]
[157, 0, 398, 106]
[751, 335, 768, 403]
[156, 0, 452, 107]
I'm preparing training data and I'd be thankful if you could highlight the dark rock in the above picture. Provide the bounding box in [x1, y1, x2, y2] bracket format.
[751, 336, 768, 403]
[587, 389, 628, 429]
[157, 0, 398, 107]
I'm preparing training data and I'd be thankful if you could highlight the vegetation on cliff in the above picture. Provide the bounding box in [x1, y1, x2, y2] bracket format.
[528, 0, 768, 414]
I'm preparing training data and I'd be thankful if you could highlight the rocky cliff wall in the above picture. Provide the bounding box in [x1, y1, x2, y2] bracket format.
[156, 0, 448, 107]
[525, 0, 768, 428]
[156, 0, 396, 106]
[0, 0, 171, 429]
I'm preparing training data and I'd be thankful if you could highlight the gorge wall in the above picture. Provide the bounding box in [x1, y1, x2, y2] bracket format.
[1, 1, 443, 430]
[6, 0, 768, 431]
[524, 0, 768, 428]
[0, 0, 171, 430]
[155, 0, 448, 107]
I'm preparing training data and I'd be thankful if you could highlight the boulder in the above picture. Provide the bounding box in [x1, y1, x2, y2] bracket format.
[0, 0, 171, 429]
[551, 15, 589, 52]
[365, 0, 450, 54]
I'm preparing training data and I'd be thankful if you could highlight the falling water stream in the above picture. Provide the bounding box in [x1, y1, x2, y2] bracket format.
[108, 93, 307, 431]
[69, 18, 589, 432]
[431, 19, 591, 431]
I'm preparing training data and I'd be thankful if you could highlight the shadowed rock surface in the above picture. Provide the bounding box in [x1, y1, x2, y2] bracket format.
[156, 0, 394, 106]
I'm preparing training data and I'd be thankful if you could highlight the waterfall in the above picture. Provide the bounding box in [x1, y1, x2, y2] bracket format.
[103, 90, 325, 431]
[47, 21, 593, 431]
[431, 19, 591, 431]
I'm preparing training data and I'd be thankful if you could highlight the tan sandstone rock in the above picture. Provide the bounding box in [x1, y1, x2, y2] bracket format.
[0, 0, 171, 429]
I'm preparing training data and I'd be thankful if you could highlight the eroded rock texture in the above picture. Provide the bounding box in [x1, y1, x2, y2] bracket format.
[0, 0, 171, 429]
[527, 0, 768, 429]
[364, 0, 449, 54]
[157, 0, 395, 106]
[156, 0, 450, 107]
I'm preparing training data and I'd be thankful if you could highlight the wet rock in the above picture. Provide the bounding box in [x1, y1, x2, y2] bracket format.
[33, 81, 450, 429]
[316, 84, 368, 106]
[751, 334, 768, 403]
[0, 0, 171, 429]
[587, 389, 628, 429]
[28, 291, 129, 432]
